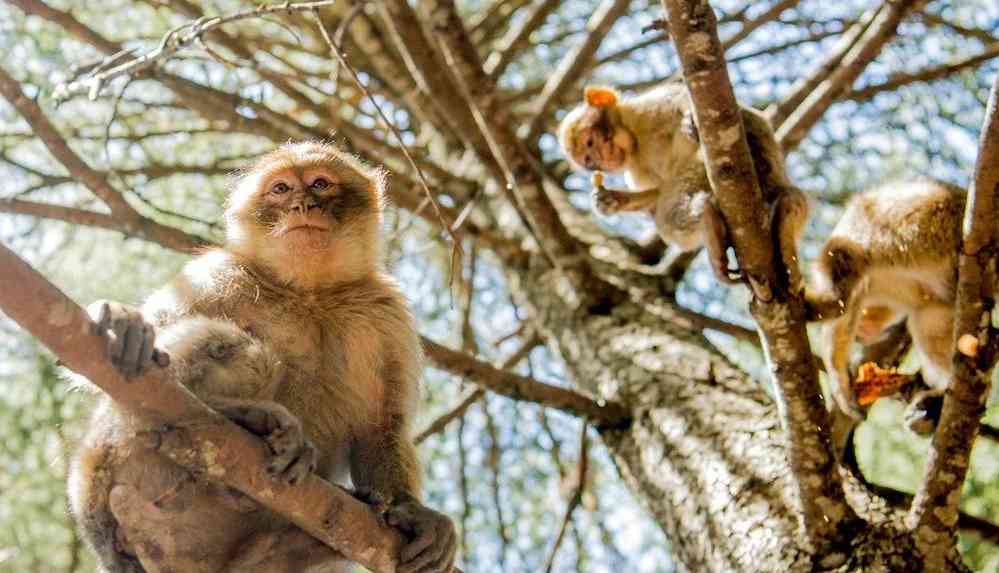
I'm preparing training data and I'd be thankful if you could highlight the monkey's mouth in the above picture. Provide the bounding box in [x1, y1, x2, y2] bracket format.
[280, 224, 330, 235]
[277, 212, 333, 236]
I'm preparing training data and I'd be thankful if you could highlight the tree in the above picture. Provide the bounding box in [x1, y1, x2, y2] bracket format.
[0, 0, 997, 571]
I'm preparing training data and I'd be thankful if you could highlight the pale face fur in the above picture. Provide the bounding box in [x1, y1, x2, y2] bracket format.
[558, 104, 635, 173]
[225, 142, 387, 288]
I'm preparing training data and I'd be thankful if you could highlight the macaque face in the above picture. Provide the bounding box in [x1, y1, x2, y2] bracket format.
[571, 107, 632, 172]
[226, 142, 384, 254]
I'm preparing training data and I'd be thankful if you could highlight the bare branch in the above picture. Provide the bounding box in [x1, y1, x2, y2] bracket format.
[846, 43, 999, 102]
[661, 0, 858, 555]
[0, 67, 210, 252]
[50, 0, 338, 101]
[523, 0, 631, 142]
[483, 0, 561, 79]
[775, 0, 925, 150]
[543, 422, 588, 572]
[415, 333, 540, 444]
[421, 337, 630, 428]
[0, 242, 404, 573]
[908, 68, 999, 567]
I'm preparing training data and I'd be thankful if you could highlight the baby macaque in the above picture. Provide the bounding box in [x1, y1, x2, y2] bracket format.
[69, 314, 304, 572]
[558, 83, 808, 286]
[68, 142, 456, 573]
[806, 179, 967, 422]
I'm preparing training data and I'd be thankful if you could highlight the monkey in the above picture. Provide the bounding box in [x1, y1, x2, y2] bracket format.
[558, 83, 808, 287]
[68, 141, 457, 573]
[68, 314, 309, 572]
[805, 179, 968, 424]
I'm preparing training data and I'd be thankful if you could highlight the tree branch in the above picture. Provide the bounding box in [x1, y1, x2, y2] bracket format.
[908, 67, 999, 567]
[420, 338, 630, 429]
[523, 0, 631, 142]
[846, 43, 999, 102]
[0, 66, 210, 252]
[0, 241, 404, 573]
[775, 0, 924, 150]
[660, 0, 858, 556]
[415, 333, 540, 444]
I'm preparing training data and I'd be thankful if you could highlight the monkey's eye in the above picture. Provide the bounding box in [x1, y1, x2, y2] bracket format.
[586, 135, 595, 148]
[271, 182, 291, 194]
[310, 178, 330, 191]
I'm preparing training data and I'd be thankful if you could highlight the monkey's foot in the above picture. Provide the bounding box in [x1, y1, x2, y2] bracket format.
[386, 497, 458, 573]
[89, 300, 169, 377]
[217, 401, 317, 485]
[702, 200, 742, 284]
[904, 389, 945, 436]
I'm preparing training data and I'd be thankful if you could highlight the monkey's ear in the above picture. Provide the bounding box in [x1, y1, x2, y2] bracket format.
[584, 86, 618, 109]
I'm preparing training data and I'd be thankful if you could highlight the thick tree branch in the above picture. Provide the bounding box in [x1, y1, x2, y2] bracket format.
[661, 0, 858, 557]
[0, 242, 404, 573]
[421, 338, 631, 428]
[908, 69, 999, 567]
[0, 67, 210, 252]
[775, 0, 924, 150]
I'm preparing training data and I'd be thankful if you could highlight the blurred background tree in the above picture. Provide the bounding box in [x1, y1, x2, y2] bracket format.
[0, 0, 996, 571]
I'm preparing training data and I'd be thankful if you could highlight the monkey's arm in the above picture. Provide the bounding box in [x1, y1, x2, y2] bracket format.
[592, 186, 661, 214]
[350, 350, 456, 573]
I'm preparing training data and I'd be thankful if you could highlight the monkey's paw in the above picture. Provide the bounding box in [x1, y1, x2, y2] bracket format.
[385, 497, 457, 573]
[88, 300, 169, 377]
[592, 187, 626, 215]
[904, 389, 944, 436]
[220, 402, 318, 485]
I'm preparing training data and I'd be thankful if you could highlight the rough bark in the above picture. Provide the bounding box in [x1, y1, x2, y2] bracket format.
[660, 0, 857, 560]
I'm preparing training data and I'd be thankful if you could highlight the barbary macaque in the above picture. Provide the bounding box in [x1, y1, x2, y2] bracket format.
[558, 83, 808, 285]
[806, 179, 967, 423]
[68, 142, 457, 573]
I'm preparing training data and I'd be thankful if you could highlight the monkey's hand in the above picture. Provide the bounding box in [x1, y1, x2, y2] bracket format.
[213, 400, 318, 486]
[88, 300, 169, 377]
[385, 496, 457, 573]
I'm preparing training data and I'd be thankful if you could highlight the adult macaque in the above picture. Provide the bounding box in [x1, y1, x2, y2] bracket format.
[558, 83, 808, 285]
[69, 142, 456, 573]
[806, 179, 966, 424]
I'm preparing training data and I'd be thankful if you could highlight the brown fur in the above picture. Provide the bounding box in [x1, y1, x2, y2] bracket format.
[559, 83, 808, 283]
[806, 179, 968, 420]
[69, 142, 424, 572]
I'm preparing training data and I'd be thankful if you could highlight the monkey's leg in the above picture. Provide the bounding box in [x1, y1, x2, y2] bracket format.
[822, 302, 866, 421]
[592, 185, 660, 215]
[903, 303, 954, 435]
[701, 199, 741, 284]
[769, 187, 808, 291]
[224, 526, 350, 573]
[208, 398, 318, 486]
[68, 444, 144, 573]
[804, 239, 866, 322]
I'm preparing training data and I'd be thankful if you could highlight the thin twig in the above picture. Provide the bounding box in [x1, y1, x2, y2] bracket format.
[312, 10, 463, 287]
[51, 0, 340, 101]
[543, 422, 588, 573]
